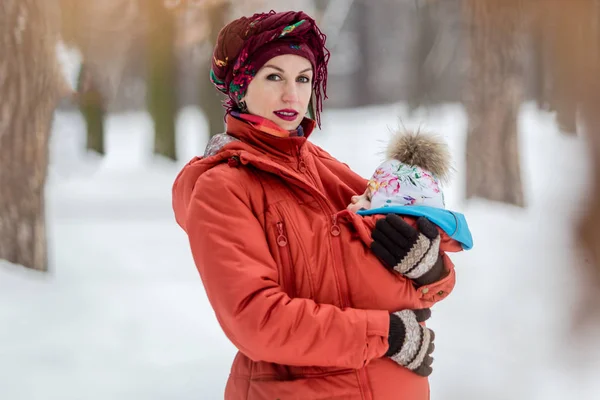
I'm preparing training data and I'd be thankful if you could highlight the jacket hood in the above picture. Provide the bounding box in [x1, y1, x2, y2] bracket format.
[172, 115, 315, 232]
[172, 150, 232, 232]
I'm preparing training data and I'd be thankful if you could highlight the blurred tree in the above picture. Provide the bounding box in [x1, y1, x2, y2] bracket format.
[313, 0, 327, 18]
[60, 0, 107, 154]
[0, 0, 67, 270]
[579, 94, 600, 307]
[543, 0, 600, 318]
[464, 0, 525, 207]
[535, 1, 586, 135]
[408, 0, 464, 110]
[408, 0, 437, 110]
[146, 0, 178, 160]
[521, 0, 600, 329]
[352, 1, 370, 106]
[198, 1, 229, 138]
[76, 63, 106, 154]
[60, 0, 140, 142]
[577, 1, 600, 237]
[530, 7, 551, 112]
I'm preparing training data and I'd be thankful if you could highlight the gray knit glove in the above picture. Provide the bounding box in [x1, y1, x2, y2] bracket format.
[384, 309, 435, 377]
[371, 215, 441, 280]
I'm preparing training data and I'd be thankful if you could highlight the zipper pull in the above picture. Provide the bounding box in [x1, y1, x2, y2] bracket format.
[298, 159, 307, 172]
[297, 149, 307, 172]
[330, 214, 341, 237]
[277, 222, 288, 246]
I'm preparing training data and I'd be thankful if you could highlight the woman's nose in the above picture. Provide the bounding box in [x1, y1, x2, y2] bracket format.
[281, 82, 299, 103]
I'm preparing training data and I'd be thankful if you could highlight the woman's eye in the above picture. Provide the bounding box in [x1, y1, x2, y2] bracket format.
[266, 74, 282, 81]
[297, 76, 310, 83]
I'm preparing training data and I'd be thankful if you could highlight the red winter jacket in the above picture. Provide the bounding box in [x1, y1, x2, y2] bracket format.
[172, 115, 456, 400]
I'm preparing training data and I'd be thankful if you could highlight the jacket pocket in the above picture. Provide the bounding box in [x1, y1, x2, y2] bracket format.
[276, 221, 297, 297]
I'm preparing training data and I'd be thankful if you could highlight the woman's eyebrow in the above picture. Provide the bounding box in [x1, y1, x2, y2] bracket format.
[263, 65, 284, 72]
[262, 65, 313, 74]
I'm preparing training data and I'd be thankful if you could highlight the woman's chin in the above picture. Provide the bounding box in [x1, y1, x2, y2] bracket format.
[280, 121, 300, 131]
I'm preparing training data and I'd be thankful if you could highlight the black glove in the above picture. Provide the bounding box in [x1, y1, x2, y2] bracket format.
[371, 215, 441, 280]
[385, 308, 435, 377]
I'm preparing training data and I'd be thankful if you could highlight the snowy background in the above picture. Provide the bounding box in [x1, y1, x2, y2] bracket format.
[3, 48, 600, 400]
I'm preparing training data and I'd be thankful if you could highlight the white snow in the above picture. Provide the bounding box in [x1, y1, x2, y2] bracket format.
[2, 101, 600, 400]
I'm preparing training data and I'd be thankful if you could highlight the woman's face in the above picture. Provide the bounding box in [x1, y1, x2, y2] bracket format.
[242, 54, 313, 130]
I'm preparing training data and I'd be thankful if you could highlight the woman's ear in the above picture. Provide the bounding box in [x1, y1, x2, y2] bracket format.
[238, 98, 249, 113]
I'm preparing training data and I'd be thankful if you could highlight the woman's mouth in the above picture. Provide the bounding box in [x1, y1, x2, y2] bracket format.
[273, 109, 298, 122]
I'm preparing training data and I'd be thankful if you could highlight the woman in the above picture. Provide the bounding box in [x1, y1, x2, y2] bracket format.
[172, 10, 456, 400]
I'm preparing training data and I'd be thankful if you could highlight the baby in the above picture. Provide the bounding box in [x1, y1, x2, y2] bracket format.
[330, 129, 472, 311]
[346, 129, 472, 252]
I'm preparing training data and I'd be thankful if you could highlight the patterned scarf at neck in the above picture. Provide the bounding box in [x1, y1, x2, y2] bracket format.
[230, 111, 304, 138]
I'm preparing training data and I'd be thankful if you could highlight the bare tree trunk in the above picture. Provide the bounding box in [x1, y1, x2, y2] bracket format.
[572, 85, 600, 330]
[59, 0, 142, 108]
[579, 103, 600, 274]
[354, 1, 371, 106]
[541, 0, 586, 136]
[464, 0, 525, 207]
[77, 63, 105, 154]
[147, 0, 177, 160]
[530, 7, 551, 112]
[569, 0, 600, 316]
[0, 0, 64, 271]
[530, 0, 600, 329]
[408, 0, 437, 110]
[198, 1, 229, 138]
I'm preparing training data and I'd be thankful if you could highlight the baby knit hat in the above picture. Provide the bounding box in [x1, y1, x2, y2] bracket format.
[368, 129, 453, 210]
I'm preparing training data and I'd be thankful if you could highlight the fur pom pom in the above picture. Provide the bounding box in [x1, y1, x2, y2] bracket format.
[385, 129, 453, 184]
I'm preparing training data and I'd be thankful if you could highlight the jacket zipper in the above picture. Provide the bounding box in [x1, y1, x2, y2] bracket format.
[293, 149, 348, 305]
[298, 149, 308, 172]
[297, 149, 318, 188]
[276, 222, 296, 297]
[256, 155, 352, 308]
[329, 214, 350, 306]
[243, 155, 373, 399]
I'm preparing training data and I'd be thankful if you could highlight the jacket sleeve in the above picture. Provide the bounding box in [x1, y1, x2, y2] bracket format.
[184, 166, 390, 368]
[340, 211, 457, 304]
[439, 231, 464, 253]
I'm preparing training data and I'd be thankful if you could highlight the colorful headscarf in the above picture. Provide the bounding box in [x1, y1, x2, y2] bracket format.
[210, 10, 329, 127]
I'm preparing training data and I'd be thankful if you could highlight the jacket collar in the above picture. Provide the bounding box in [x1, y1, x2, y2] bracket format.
[225, 114, 316, 159]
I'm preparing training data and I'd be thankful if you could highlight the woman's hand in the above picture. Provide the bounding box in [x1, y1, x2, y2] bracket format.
[385, 308, 435, 377]
[370, 215, 443, 282]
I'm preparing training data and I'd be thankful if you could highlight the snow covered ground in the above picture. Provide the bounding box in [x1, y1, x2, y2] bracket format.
[1, 102, 600, 400]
